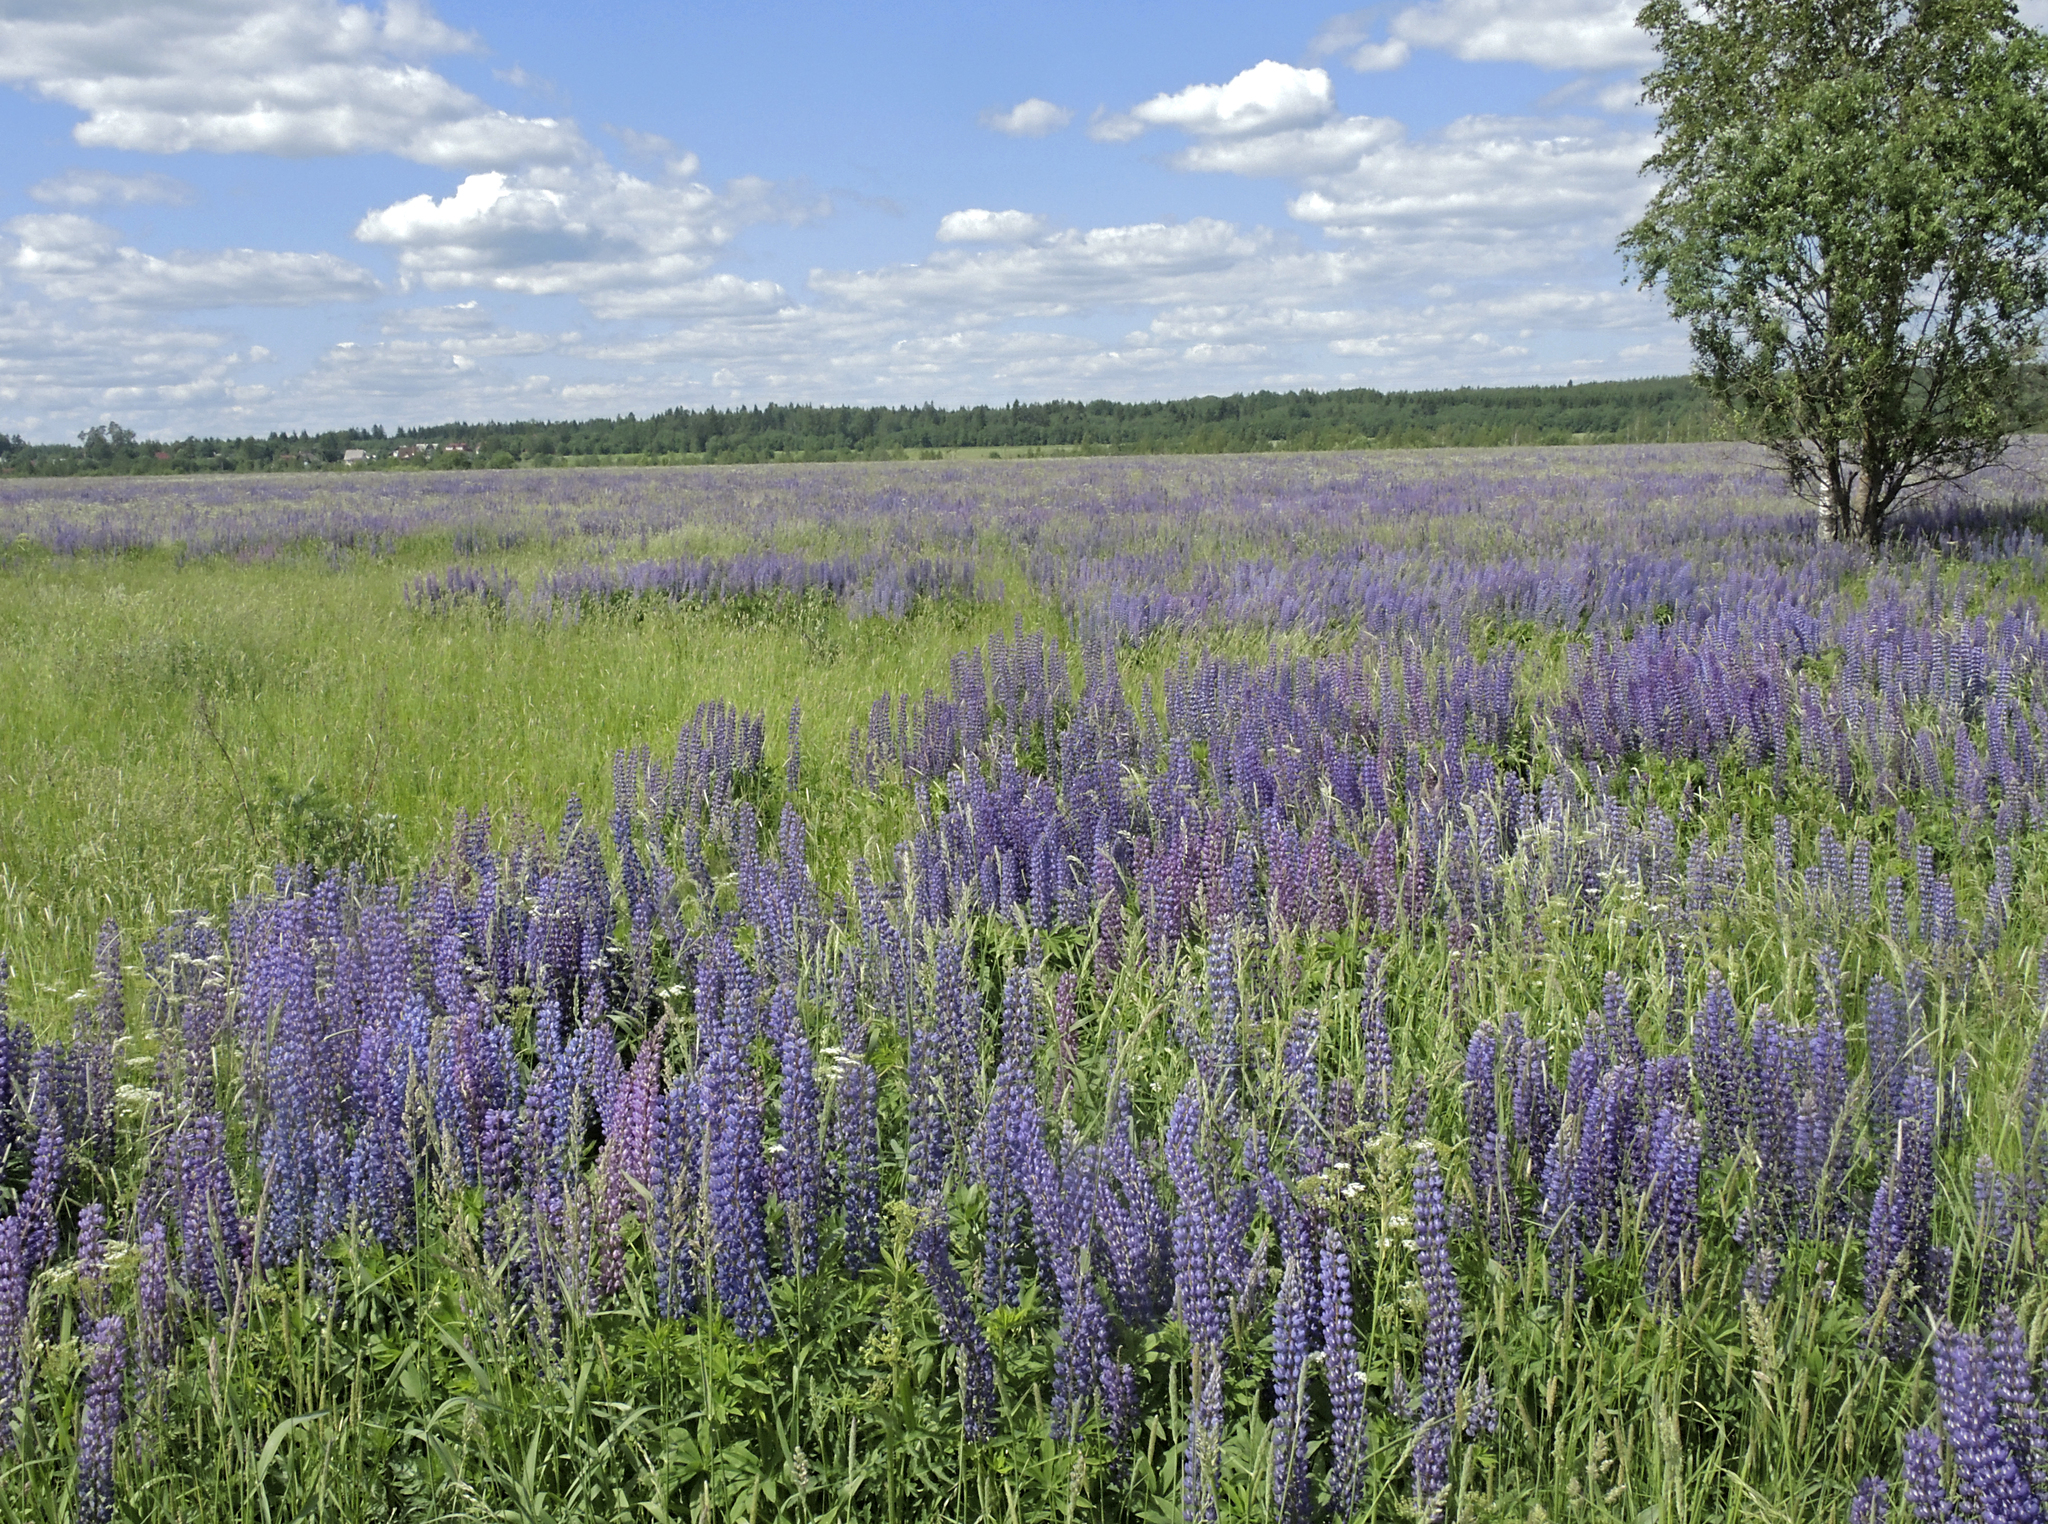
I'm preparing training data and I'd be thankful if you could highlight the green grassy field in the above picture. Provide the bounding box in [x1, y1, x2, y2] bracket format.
[5, 449, 2048, 1521]
[0, 533, 1039, 1033]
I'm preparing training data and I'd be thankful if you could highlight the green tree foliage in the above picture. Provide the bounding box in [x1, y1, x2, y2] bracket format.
[0, 379, 1725, 475]
[1622, 0, 2048, 545]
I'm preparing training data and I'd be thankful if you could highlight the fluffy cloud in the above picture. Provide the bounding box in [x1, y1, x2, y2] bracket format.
[352, 165, 800, 302]
[1285, 115, 1655, 267]
[936, 209, 1049, 244]
[1092, 61, 1335, 143]
[1387, 0, 1653, 71]
[276, 332, 563, 416]
[1094, 54, 1652, 282]
[1317, 0, 1653, 73]
[1168, 117, 1401, 177]
[379, 299, 494, 333]
[809, 219, 1305, 320]
[585, 274, 789, 322]
[0, 0, 582, 168]
[28, 169, 195, 207]
[980, 98, 1073, 137]
[4, 214, 380, 309]
[0, 301, 260, 431]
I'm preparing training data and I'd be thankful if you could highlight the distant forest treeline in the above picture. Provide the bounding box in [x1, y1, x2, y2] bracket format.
[3, 372, 2042, 475]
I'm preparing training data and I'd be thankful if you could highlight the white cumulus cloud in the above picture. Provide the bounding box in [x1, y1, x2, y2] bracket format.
[28, 169, 195, 207]
[1168, 117, 1401, 177]
[352, 164, 803, 303]
[1284, 115, 1654, 269]
[1093, 61, 1336, 143]
[1386, 0, 1653, 71]
[0, 0, 583, 168]
[936, 209, 1048, 244]
[1312, 0, 1652, 72]
[811, 218, 1293, 319]
[4, 214, 380, 309]
[980, 98, 1073, 137]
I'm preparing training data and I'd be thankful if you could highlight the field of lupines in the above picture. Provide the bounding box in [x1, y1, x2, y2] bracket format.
[7, 445, 2048, 1519]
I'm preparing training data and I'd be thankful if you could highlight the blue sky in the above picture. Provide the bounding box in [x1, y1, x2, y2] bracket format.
[0, 0, 1927, 439]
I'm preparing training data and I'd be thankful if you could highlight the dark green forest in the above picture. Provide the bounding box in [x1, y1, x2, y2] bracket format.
[10, 369, 2047, 476]
[0, 376, 1736, 475]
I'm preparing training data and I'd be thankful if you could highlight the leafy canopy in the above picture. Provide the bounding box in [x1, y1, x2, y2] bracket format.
[1621, 0, 2048, 543]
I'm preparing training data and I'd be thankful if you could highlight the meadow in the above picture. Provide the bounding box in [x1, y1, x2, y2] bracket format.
[1, 444, 2046, 1520]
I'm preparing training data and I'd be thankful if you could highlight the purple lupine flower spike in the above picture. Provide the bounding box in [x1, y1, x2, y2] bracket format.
[1269, 1253, 1313, 1524]
[909, 1208, 999, 1439]
[1904, 1421, 1957, 1523]
[1989, 1305, 2048, 1502]
[1166, 1084, 1229, 1352]
[75, 1202, 107, 1319]
[1643, 1106, 1701, 1304]
[1412, 1146, 1463, 1521]
[770, 988, 824, 1277]
[1933, 1323, 2042, 1524]
[0, 1216, 26, 1455]
[137, 1221, 170, 1369]
[1322, 1226, 1366, 1521]
[1099, 1351, 1138, 1466]
[76, 1315, 126, 1524]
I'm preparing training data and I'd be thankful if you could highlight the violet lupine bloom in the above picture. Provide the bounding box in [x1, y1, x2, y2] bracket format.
[77, 922, 121, 1174]
[1198, 931, 1241, 1103]
[1904, 1423, 1955, 1523]
[176, 1111, 247, 1313]
[975, 1018, 1045, 1311]
[19, 1106, 64, 1270]
[651, 1076, 704, 1320]
[1412, 1148, 1463, 1520]
[1166, 1084, 1230, 1352]
[905, 996, 957, 1207]
[832, 1020, 881, 1274]
[75, 1202, 107, 1318]
[769, 988, 823, 1277]
[137, 1221, 170, 1369]
[1849, 1476, 1889, 1524]
[1867, 976, 1918, 1142]
[1464, 1025, 1516, 1257]
[1322, 1226, 1366, 1522]
[1866, 1069, 1938, 1354]
[0, 1215, 26, 1454]
[76, 1314, 125, 1524]
[704, 1020, 773, 1339]
[1099, 1081, 1172, 1330]
[595, 1026, 661, 1301]
[909, 1211, 999, 1440]
[1989, 1306, 2048, 1501]
[1506, 1015, 1560, 1172]
[1051, 1282, 1109, 1442]
[1643, 1105, 1702, 1304]
[1933, 1323, 2043, 1523]
[1268, 1254, 1313, 1524]
[479, 1106, 519, 1270]
[1099, 1352, 1138, 1462]
[1691, 973, 1747, 1162]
